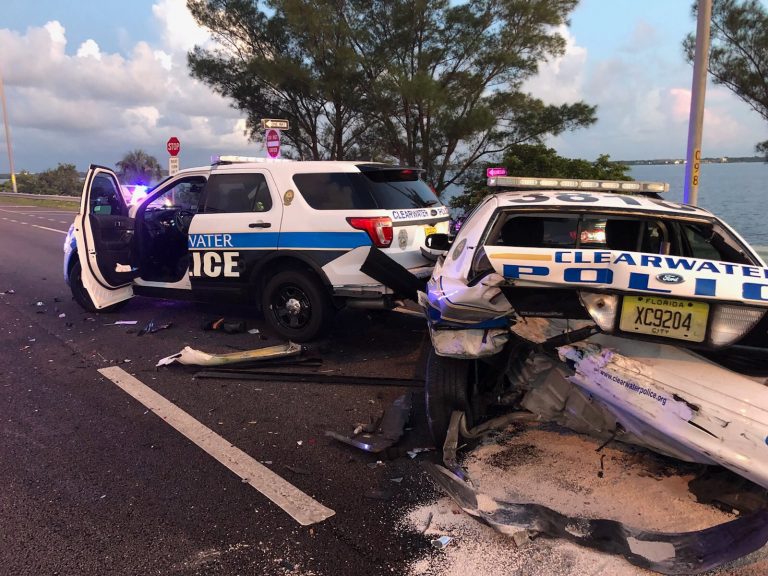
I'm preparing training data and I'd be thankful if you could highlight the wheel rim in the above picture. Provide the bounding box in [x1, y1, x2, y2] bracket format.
[270, 283, 312, 330]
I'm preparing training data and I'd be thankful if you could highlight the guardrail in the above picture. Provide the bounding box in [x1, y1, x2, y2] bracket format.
[0, 191, 80, 203]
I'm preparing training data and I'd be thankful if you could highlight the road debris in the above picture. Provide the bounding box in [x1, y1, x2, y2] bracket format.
[430, 536, 454, 550]
[203, 317, 247, 334]
[325, 392, 412, 453]
[106, 320, 138, 326]
[194, 369, 422, 387]
[422, 460, 768, 574]
[137, 320, 173, 336]
[157, 342, 303, 367]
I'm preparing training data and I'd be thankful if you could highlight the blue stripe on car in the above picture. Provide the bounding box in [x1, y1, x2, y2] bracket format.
[188, 231, 370, 250]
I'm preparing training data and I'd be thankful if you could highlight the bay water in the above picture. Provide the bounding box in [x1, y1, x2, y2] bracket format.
[630, 162, 768, 248]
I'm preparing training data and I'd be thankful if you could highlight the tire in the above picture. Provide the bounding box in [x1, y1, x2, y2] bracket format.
[69, 259, 127, 313]
[261, 269, 333, 342]
[425, 349, 474, 447]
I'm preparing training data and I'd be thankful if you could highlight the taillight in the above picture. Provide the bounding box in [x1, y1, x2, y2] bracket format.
[347, 216, 393, 248]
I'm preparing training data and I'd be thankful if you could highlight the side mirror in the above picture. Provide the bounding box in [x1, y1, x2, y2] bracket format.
[425, 233, 453, 252]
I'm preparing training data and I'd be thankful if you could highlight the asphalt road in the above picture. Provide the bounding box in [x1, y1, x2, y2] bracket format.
[0, 205, 440, 576]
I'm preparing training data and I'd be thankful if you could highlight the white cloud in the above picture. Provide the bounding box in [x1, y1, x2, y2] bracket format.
[523, 25, 587, 106]
[152, 0, 212, 53]
[76, 39, 102, 60]
[528, 25, 766, 161]
[0, 2, 253, 172]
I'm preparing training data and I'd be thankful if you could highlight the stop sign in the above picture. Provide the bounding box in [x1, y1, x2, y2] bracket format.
[265, 129, 280, 159]
[167, 136, 180, 157]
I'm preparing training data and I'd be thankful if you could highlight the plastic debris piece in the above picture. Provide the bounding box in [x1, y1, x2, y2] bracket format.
[390, 477, 403, 484]
[326, 392, 412, 453]
[36, 301, 44, 306]
[367, 461, 385, 469]
[138, 320, 172, 336]
[407, 447, 433, 459]
[423, 462, 768, 575]
[2, 289, 15, 295]
[58, 313, 66, 318]
[157, 342, 303, 367]
[248, 328, 260, 335]
[108, 320, 138, 326]
[297, 441, 303, 446]
[430, 536, 454, 549]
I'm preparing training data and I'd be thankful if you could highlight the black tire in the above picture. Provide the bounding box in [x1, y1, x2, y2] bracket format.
[425, 349, 474, 447]
[69, 259, 127, 313]
[261, 269, 333, 342]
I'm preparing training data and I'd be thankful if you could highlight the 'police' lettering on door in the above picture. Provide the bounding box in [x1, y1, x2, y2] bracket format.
[190, 251, 240, 278]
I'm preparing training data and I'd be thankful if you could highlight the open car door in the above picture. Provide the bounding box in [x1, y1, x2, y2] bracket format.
[73, 165, 136, 308]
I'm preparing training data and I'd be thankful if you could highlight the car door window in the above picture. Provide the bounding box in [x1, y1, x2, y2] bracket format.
[146, 177, 207, 212]
[203, 173, 273, 213]
[90, 173, 124, 216]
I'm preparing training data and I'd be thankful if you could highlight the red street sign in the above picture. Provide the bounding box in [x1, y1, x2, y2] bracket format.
[167, 136, 180, 157]
[266, 129, 281, 159]
[486, 167, 507, 177]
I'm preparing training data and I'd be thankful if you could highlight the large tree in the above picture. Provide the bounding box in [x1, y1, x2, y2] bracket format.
[684, 0, 768, 158]
[187, 0, 597, 194]
[115, 150, 163, 185]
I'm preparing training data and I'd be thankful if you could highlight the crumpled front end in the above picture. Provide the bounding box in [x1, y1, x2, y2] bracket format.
[420, 261, 513, 358]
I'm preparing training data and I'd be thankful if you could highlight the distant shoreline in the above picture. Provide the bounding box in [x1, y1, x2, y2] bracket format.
[618, 156, 765, 166]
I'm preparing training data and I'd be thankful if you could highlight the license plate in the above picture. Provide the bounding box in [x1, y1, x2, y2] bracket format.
[424, 225, 437, 237]
[619, 296, 709, 342]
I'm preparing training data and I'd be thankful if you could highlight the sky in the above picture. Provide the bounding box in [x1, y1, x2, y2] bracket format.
[0, 0, 766, 173]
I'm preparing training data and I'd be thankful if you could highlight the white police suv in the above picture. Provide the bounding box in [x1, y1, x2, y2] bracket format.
[64, 157, 449, 341]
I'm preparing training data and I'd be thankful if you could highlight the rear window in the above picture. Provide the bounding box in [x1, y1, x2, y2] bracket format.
[293, 170, 439, 210]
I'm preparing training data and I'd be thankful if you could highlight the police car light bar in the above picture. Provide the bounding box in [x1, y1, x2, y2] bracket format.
[211, 155, 293, 165]
[487, 176, 669, 194]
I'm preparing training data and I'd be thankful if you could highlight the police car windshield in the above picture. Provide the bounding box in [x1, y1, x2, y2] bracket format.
[292, 170, 440, 211]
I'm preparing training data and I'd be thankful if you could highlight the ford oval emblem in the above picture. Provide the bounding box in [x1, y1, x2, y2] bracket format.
[656, 273, 684, 284]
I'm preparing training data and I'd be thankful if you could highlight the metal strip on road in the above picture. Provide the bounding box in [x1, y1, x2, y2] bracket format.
[98, 366, 336, 526]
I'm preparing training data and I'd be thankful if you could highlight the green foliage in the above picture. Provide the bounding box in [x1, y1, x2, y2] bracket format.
[450, 144, 632, 211]
[116, 149, 163, 185]
[187, 0, 597, 193]
[684, 0, 768, 159]
[0, 164, 83, 196]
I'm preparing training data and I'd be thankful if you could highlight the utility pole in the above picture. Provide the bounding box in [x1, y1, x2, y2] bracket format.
[683, 0, 713, 206]
[0, 68, 17, 194]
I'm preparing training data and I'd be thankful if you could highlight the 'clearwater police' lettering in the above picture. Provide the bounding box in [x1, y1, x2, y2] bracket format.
[190, 251, 240, 278]
[500, 249, 768, 304]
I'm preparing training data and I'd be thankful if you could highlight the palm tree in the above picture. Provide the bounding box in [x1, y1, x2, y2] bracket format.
[115, 149, 163, 185]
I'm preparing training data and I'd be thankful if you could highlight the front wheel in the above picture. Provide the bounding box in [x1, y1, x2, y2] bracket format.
[261, 270, 333, 342]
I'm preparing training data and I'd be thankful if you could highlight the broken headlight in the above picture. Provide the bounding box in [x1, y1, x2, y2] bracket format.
[708, 304, 765, 347]
[579, 292, 619, 332]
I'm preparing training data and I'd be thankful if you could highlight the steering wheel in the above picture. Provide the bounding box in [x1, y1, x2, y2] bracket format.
[173, 209, 195, 232]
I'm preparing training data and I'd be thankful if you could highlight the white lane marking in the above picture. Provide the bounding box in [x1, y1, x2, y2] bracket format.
[31, 224, 66, 234]
[98, 366, 335, 526]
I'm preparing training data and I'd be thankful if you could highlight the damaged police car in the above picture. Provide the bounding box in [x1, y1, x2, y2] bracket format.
[421, 176, 768, 491]
[64, 157, 448, 341]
